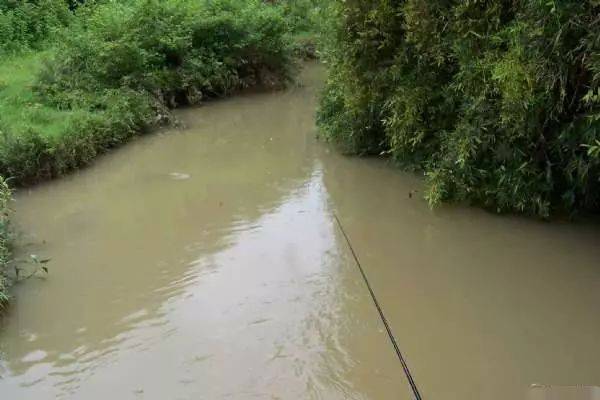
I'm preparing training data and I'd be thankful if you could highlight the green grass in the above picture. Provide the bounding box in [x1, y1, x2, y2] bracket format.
[0, 52, 92, 140]
[0, 50, 142, 184]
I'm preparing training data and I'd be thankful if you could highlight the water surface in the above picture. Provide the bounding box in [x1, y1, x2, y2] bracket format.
[1, 64, 599, 400]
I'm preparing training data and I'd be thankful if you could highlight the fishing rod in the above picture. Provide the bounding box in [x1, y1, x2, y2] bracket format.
[333, 213, 423, 400]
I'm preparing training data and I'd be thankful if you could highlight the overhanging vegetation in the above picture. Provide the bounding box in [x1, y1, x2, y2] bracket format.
[317, 0, 600, 217]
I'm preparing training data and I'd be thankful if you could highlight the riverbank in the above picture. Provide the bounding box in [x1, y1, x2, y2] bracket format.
[0, 0, 325, 303]
[1, 1, 293, 186]
[0, 51, 95, 302]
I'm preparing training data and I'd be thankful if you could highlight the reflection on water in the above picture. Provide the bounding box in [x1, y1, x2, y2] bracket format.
[0, 63, 599, 400]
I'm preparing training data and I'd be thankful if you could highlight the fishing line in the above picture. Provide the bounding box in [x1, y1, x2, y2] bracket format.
[333, 213, 422, 400]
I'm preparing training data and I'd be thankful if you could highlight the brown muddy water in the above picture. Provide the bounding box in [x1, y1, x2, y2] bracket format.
[1, 64, 599, 400]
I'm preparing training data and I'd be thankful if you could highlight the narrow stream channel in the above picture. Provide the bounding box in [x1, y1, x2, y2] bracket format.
[1, 64, 599, 400]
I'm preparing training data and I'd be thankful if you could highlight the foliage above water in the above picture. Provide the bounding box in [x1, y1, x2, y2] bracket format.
[318, 0, 600, 217]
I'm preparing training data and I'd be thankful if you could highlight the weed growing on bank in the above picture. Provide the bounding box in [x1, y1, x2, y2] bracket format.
[0, 177, 12, 305]
[0, 0, 322, 304]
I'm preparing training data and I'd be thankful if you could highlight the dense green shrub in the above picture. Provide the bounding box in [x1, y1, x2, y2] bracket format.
[318, 0, 600, 217]
[0, 0, 292, 185]
[39, 0, 292, 106]
[0, 0, 71, 53]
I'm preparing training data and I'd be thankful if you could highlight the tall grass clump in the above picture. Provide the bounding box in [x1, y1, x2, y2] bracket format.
[318, 0, 600, 217]
[0, 0, 293, 185]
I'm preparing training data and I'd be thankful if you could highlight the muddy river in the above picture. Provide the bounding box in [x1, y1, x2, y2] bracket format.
[1, 64, 599, 400]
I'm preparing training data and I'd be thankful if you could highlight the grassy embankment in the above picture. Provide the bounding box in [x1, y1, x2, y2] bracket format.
[0, 0, 323, 302]
[0, 52, 97, 303]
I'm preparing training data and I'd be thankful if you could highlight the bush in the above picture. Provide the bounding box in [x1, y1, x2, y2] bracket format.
[0, 0, 71, 54]
[0, 0, 293, 185]
[39, 0, 292, 107]
[318, 0, 600, 217]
